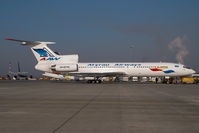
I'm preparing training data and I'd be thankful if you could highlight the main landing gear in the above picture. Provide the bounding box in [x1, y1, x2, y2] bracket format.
[87, 79, 102, 84]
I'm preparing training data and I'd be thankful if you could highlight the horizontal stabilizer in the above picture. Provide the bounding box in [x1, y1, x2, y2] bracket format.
[5, 38, 55, 45]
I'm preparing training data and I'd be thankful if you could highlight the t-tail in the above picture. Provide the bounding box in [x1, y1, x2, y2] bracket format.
[6, 38, 57, 62]
[6, 38, 79, 72]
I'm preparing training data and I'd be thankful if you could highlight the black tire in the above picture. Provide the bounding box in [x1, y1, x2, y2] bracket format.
[87, 80, 91, 83]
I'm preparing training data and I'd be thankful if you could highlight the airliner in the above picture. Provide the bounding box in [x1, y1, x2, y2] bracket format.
[6, 39, 195, 83]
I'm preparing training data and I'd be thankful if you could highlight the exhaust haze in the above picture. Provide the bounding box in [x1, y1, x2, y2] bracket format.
[168, 36, 188, 64]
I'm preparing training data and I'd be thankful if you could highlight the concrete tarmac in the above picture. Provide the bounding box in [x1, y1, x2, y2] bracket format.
[0, 81, 199, 133]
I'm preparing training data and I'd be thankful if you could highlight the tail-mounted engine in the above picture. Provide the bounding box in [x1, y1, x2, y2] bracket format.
[51, 64, 78, 72]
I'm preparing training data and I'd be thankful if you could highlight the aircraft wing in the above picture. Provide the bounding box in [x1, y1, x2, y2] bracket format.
[68, 72, 126, 77]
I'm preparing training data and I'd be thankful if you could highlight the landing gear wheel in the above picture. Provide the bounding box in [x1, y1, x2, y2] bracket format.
[87, 80, 92, 83]
[98, 80, 102, 84]
[87, 79, 102, 84]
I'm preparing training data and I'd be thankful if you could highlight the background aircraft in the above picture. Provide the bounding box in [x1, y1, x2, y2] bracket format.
[8, 62, 28, 80]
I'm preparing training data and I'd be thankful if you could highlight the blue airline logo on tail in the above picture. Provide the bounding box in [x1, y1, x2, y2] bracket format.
[40, 57, 61, 61]
[33, 49, 48, 57]
[33, 48, 55, 57]
[33, 48, 60, 61]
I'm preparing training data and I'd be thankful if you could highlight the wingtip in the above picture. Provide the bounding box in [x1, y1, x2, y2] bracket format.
[5, 38, 14, 40]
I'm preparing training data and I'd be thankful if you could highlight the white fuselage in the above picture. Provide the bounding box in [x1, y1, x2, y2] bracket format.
[73, 62, 195, 77]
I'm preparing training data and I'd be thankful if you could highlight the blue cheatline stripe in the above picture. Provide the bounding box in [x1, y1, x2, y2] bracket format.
[163, 70, 175, 74]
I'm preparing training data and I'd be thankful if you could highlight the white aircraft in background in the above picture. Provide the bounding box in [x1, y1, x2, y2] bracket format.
[6, 38, 195, 83]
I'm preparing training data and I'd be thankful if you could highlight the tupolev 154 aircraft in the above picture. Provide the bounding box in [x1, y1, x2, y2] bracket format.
[6, 38, 195, 83]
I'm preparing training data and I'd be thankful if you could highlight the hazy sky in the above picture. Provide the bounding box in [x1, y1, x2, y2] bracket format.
[0, 0, 199, 76]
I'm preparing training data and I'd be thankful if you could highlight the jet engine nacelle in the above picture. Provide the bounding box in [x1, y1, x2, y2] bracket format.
[51, 64, 78, 72]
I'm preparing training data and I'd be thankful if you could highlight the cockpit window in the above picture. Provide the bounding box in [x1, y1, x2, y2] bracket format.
[183, 66, 191, 69]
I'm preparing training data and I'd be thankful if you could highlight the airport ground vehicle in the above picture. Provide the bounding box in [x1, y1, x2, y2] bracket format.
[182, 74, 199, 84]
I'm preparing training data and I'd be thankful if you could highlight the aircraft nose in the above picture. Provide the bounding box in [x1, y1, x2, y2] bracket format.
[190, 69, 196, 74]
